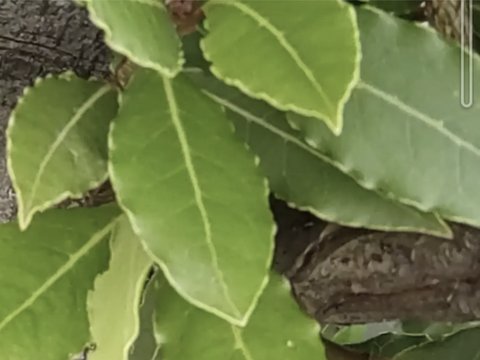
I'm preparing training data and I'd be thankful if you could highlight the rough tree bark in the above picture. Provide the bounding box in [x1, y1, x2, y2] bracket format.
[2, 0, 480, 336]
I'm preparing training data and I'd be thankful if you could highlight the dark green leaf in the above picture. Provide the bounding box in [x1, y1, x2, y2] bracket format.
[186, 69, 450, 235]
[288, 6, 480, 227]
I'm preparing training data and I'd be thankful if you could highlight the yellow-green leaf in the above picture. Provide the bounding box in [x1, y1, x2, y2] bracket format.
[109, 68, 275, 326]
[201, 0, 360, 134]
[7, 73, 118, 230]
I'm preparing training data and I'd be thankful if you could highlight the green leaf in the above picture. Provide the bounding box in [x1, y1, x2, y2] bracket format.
[472, 1, 480, 53]
[87, 0, 183, 77]
[109, 68, 274, 326]
[348, 332, 430, 358]
[182, 31, 211, 72]
[129, 272, 161, 360]
[186, 69, 450, 236]
[396, 327, 480, 360]
[367, 0, 423, 14]
[0, 204, 121, 360]
[154, 271, 327, 360]
[201, 0, 360, 134]
[7, 73, 118, 230]
[401, 320, 480, 340]
[87, 216, 153, 360]
[288, 6, 480, 227]
[333, 325, 367, 345]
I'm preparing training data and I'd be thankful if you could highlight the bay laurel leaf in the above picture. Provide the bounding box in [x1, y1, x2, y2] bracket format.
[396, 328, 480, 360]
[154, 272, 327, 360]
[87, 0, 184, 77]
[7, 73, 118, 230]
[185, 69, 450, 236]
[201, 0, 361, 134]
[128, 272, 162, 360]
[108, 68, 275, 326]
[88, 216, 153, 360]
[289, 6, 480, 228]
[0, 204, 122, 360]
[347, 332, 429, 359]
[367, 0, 424, 14]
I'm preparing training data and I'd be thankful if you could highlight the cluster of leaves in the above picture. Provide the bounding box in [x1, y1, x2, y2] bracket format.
[4, 0, 480, 359]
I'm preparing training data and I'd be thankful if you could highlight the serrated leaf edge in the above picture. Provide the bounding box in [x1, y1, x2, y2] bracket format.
[108, 74, 274, 327]
[285, 6, 480, 230]
[200, 0, 361, 135]
[195, 79, 451, 238]
[0, 212, 122, 334]
[86, 0, 184, 79]
[87, 217, 154, 360]
[155, 273, 324, 360]
[6, 74, 115, 230]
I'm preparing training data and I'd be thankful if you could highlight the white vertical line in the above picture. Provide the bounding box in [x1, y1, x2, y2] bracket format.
[461, 0, 474, 108]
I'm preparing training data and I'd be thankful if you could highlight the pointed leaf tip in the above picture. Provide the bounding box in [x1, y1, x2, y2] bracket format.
[201, 0, 361, 134]
[7, 74, 118, 230]
[109, 68, 275, 326]
[87, 0, 184, 78]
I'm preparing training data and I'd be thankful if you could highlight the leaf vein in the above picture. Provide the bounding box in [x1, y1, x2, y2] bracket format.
[162, 77, 241, 319]
[0, 216, 120, 332]
[212, 0, 335, 117]
[25, 84, 112, 213]
[358, 81, 480, 158]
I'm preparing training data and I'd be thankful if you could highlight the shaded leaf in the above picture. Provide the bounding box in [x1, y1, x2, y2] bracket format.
[186, 69, 450, 236]
[182, 31, 211, 72]
[154, 271, 327, 360]
[109, 68, 274, 326]
[87, 0, 183, 77]
[396, 327, 480, 360]
[348, 332, 430, 358]
[201, 0, 360, 134]
[0, 204, 121, 360]
[333, 325, 367, 345]
[401, 320, 480, 340]
[7, 73, 118, 230]
[367, 0, 423, 14]
[129, 271, 161, 360]
[288, 6, 480, 227]
[88, 216, 153, 360]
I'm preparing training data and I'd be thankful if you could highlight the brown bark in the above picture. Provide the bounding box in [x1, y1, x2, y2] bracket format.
[270, 198, 480, 325]
[424, 0, 471, 45]
[0, 0, 111, 223]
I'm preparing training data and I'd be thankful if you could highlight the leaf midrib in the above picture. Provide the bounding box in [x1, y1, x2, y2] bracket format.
[0, 215, 121, 333]
[357, 80, 480, 158]
[25, 84, 112, 213]
[202, 91, 446, 228]
[231, 325, 254, 360]
[207, 0, 336, 119]
[161, 76, 241, 320]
